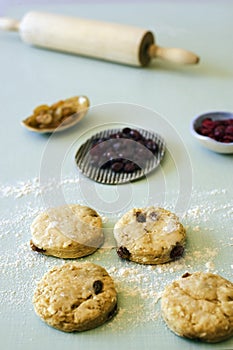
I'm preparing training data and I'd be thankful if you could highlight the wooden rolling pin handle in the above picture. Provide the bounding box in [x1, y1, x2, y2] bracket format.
[148, 44, 199, 64]
[0, 17, 19, 31]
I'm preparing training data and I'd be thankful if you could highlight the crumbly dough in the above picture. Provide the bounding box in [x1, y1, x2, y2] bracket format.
[30, 204, 104, 258]
[161, 272, 233, 343]
[33, 262, 117, 332]
[113, 207, 186, 264]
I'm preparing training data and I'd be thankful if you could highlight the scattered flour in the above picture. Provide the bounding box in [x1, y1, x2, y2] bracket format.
[0, 177, 232, 333]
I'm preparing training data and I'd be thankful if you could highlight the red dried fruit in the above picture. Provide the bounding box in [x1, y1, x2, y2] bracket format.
[225, 125, 233, 135]
[124, 161, 138, 173]
[214, 125, 225, 139]
[200, 128, 213, 136]
[201, 118, 215, 128]
[197, 117, 233, 143]
[223, 136, 233, 143]
[89, 128, 159, 174]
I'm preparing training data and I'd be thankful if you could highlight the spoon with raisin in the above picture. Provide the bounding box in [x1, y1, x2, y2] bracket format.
[21, 95, 89, 134]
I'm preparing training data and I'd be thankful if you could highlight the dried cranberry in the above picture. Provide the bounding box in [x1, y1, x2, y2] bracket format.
[109, 133, 117, 139]
[129, 129, 142, 141]
[124, 161, 137, 173]
[111, 161, 124, 172]
[197, 117, 233, 143]
[89, 128, 160, 175]
[225, 125, 233, 135]
[201, 118, 214, 127]
[214, 125, 225, 139]
[122, 127, 131, 135]
[223, 135, 233, 143]
[145, 139, 158, 153]
[115, 132, 123, 139]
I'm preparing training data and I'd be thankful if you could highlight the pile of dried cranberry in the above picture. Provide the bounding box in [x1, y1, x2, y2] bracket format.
[89, 128, 159, 173]
[197, 117, 233, 143]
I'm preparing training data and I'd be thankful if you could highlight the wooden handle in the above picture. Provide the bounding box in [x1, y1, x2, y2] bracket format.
[0, 17, 19, 31]
[148, 44, 199, 64]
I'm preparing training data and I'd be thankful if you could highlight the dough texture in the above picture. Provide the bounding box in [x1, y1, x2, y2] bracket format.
[161, 272, 233, 343]
[30, 204, 103, 258]
[114, 207, 186, 264]
[33, 262, 117, 332]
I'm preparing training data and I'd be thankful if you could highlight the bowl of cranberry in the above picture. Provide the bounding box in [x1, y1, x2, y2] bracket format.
[190, 111, 233, 154]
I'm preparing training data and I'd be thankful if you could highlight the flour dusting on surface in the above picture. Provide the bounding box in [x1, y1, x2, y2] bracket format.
[0, 177, 232, 333]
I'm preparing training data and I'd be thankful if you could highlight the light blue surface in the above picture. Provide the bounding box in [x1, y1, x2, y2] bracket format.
[0, 1, 233, 350]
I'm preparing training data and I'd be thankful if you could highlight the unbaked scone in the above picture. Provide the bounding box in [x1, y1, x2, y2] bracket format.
[33, 262, 117, 332]
[30, 204, 103, 258]
[161, 272, 233, 343]
[113, 207, 186, 264]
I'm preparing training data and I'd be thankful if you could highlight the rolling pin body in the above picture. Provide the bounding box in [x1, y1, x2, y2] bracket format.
[19, 12, 154, 66]
[0, 11, 199, 66]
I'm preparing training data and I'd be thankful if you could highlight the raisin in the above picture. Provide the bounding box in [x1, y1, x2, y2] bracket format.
[170, 244, 184, 260]
[107, 303, 118, 319]
[93, 280, 103, 295]
[136, 211, 146, 223]
[122, 127, 131, 135]
[89, 128, 159, 174]
[182, 272, 191, 278]
[149, 211, 158, 221]
[117, 246, 131, 260]
[30, 240, 46, 253]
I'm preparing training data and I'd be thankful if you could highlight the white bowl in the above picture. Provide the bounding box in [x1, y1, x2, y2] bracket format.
[190, 111, 233, 154]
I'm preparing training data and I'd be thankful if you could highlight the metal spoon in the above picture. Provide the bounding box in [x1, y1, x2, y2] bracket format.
[21, 95, 89, 133]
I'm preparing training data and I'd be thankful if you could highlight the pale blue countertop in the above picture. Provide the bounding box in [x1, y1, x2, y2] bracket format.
[0, 1, 232, 350]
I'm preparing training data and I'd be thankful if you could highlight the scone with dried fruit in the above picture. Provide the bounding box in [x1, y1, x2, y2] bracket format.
[33, 262, 117, 332]
[114, 207, 185, 264]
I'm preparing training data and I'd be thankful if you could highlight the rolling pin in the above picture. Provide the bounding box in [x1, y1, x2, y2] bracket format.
[0, 11, 199, 67]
